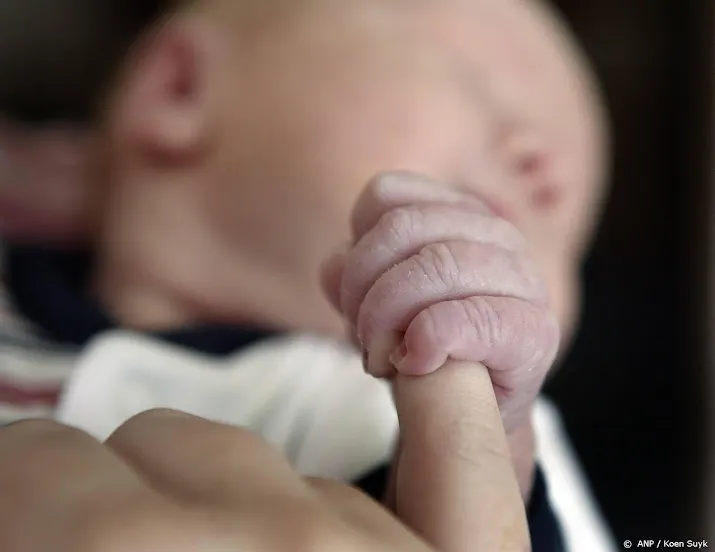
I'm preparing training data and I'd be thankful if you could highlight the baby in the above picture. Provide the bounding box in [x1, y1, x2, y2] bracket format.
[1, 0, 609, 549]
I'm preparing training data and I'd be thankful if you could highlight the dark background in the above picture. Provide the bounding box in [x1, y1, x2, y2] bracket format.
[544, 0, 713, 540]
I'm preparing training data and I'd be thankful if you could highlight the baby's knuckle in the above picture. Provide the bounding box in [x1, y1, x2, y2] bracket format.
[366, 173, 401, 204]
[516, 300, 556, 336]
[465, 297, 501, 342]
[378, 206, 420, 242]
[495, 298, 560, 366]
[415, 242, 459, 286]
[411, 307, 441, 343]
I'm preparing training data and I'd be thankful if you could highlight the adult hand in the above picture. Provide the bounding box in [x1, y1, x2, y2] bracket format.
[0, 362, 528, 552]
[0, 119, 91, 243]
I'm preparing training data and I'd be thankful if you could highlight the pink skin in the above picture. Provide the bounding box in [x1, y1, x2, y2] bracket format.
[322, 172, 560, 433]
[4, 127, 562, 435]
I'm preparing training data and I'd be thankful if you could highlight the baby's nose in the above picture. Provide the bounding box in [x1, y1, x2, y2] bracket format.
[499, 124, 548, 180]
[498, 124, 562, 210]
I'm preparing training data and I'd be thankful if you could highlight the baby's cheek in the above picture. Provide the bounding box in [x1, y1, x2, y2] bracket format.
[547, 265, 580, 353]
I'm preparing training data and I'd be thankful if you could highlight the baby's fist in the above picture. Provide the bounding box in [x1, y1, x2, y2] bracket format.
[321, 172, 560, 431]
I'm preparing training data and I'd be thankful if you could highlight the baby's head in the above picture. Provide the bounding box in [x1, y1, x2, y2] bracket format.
[87, 0, 608, 341]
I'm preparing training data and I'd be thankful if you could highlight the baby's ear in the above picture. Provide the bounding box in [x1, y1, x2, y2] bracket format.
[112, 14, 224, 160]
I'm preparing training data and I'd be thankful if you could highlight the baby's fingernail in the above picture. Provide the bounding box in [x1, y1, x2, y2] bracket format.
[389, 341, 407, 368]
[366, 331, 403, 378]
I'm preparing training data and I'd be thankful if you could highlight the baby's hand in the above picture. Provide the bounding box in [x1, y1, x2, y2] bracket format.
[322, 172, 560, 432]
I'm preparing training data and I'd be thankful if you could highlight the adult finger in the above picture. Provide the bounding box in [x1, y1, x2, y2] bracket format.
[109, 410, 424, 552]
[106, 409, 317, 508]
[392, 361, 530, 552]
[0, 419, 166, 552]
[307, 478, 433, 551]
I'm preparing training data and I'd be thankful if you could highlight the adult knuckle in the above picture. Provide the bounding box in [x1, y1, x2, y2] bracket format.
[200, 423, 277, 464]
[108, 408, 188, 443]
[1, 418, 73, 436]
[0, 419, 95, 455]
[281, 510, 352, 552]
[74, 501, 175, 552]
[122, 407, 191, 426]
[112, 409, 274, 457]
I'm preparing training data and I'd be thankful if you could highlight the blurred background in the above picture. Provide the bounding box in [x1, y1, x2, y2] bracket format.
[0, 0, 713, 543]
[543, 0, 713, 541]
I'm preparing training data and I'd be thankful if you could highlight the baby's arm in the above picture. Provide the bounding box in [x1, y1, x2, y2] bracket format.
[322, 171, 560, 497]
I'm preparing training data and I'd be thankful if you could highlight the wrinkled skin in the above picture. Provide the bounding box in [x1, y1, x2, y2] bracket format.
[0, 0, 608, 548]
[322, 172, 560, 433]
[0, 0, 607, 510]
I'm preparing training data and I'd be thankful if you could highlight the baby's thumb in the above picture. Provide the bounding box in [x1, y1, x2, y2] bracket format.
[319, 243, 349, 314]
